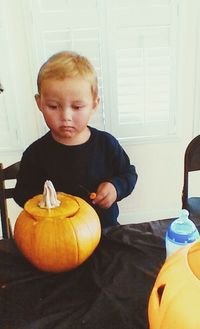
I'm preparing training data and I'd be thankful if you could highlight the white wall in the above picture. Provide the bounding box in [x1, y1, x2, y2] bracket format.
[118, 0, 200, 223]
[1, 0, 200, 229]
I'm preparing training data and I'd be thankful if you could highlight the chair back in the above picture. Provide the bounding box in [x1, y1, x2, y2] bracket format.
[0, 162, 20, 239]
[182, 135, 200, 209]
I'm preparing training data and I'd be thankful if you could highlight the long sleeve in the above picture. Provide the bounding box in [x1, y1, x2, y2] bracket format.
[107, 140, 138, 201]
[14, 140, 47, 208]
[109, 165, 137, 201]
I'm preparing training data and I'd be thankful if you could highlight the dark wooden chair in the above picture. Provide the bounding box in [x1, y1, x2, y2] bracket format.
[182, 135, 200, 220]
[0, 161, 20, 239]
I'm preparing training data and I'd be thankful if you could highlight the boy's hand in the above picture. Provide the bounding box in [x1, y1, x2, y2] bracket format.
[93, 182, 117, 209]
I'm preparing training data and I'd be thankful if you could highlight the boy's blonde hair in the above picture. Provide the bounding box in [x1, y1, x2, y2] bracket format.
[37, 51, 98, 99]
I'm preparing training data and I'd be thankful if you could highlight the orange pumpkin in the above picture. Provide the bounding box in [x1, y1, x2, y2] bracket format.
[14, 181, 101, 273]
[148, 240, 200, 329]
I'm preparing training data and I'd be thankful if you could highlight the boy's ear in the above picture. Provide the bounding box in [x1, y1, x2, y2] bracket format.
[93, 97, 100, 110]
[35, 94, 42, 111]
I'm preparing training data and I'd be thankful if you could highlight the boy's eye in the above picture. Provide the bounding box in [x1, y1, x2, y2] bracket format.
[48, 105, 58, 110]
[73, 105, 84, 110]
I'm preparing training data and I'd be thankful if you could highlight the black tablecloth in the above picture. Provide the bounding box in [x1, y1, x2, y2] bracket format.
[0, 219, 173, 329]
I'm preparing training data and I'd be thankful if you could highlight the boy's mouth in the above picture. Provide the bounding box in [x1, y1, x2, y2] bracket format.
[60, 125, 74, 131]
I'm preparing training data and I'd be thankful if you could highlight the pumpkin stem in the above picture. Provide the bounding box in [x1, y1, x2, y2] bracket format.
[38, 180, 61, 209]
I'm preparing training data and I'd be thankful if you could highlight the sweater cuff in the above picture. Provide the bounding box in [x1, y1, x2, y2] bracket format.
[107, 178, 124, 201]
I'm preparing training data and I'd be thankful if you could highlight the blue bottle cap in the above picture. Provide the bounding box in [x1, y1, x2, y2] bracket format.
[166, 209, 199, 244]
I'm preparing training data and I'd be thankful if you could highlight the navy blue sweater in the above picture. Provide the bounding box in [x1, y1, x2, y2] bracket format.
[14, 127, 138, 228]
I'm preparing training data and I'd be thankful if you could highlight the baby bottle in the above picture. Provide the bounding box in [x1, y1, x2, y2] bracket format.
[165, 209, 199, 258]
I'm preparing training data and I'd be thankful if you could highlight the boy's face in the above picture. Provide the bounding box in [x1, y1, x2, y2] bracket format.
[35, 77, 99, 145]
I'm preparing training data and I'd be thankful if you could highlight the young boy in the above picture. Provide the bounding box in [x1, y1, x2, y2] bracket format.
[14, 51, 138, 229]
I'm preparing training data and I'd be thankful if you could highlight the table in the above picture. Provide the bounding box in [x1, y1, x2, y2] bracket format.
[0, 219, 172, 329]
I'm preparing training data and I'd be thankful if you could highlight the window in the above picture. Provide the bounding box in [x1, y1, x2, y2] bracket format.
[25, 0, 179, 140]
[0, 2, 22, 151]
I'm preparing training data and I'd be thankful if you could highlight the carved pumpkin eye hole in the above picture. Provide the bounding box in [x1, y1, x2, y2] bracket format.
[157, 284, 166, 305]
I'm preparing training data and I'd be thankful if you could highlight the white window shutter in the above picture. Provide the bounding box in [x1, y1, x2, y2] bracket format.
[106, 0, 179, 139]
[25, 0, 179, 140]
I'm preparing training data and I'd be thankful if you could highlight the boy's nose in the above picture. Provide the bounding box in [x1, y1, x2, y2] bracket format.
[61, 108, 72, 121]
